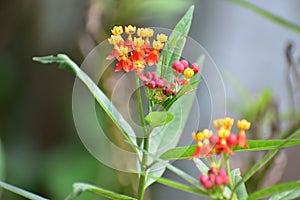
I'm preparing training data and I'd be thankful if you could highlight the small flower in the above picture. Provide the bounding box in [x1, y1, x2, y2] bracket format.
[156, 33, 168, 43]
[184, 68, 194, 79]
[125, 25, 136, 35]
[217, 128, 230, 139]
[115, 46, 132, 72]
[111, 26, 123, 36]
[223, 117, 234, 130]
[237, 119, 251, 131]
[146, 41, 164, 66]
[213, 119, 224, 130]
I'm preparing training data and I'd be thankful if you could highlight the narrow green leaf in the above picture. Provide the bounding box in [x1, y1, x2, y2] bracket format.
[247, 182, 300, 200]
[65, 182, 137, 200]
[157, 5, 194, 83]
[160, 139, 300, 160]
[145, 112, 174, 128]
[147, 173, 208, 197]
[227, 0, 300, 34]
[33, 54, 137, 150]
[234, 139, 300, 151]
[163, 80, 200, 110]
[165, 163, 203, 190]
[269, 186, 300, 200]
[231, 168, 248, 200]
[0, 181, 48, 200]
[232, 130, 300, 196]
[33, 55, 78, 75]
[193, 158, 209, 174]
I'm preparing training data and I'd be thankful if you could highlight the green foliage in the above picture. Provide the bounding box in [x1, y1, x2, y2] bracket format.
[247, 181, 300, 200]
[159, 139, 300, 160]
[33, 54, 137, 151]
[65, 183, 137, 200]
[227, 0, 300, 34]
[269, 185, 300, 200]
[193, 158, 209, 174]
[157, 5, 194, 83]
[232, 130, 300, 196]
[147, 173, 208, 197]
[0, 181, 48, 200]
[145, 111, 174, 128]
[231, 169, 248, 200]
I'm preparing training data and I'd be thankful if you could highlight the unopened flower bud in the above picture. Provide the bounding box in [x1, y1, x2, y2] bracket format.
[226, 133, 237, 146]
[190, 63, 200, 74]
[180, 60, 189, 69]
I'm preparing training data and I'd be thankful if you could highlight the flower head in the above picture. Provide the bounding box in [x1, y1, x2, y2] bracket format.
[111, 26, 123, 36]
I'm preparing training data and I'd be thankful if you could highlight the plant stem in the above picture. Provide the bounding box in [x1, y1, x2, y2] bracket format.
[135, 74, 149, 200]
[136, 74, 147, 134]
[224, 154, 237, 200]
[137, 137, 149, 200]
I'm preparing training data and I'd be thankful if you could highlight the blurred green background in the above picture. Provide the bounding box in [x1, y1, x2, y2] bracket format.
[0, 0, 300, 199]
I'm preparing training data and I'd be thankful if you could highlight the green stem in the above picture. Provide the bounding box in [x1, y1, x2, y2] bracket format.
[137, 137, 149, 200]
[135, 74, 149, 200]
[224, 154, 237, 200]
[135, 74, 147, 134]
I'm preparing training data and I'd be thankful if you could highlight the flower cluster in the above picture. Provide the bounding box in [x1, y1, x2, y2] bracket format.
[192, 117, 251, 158]
[107, 25, 168, 72]
[172, 60, 200, 85]
[199, 167, 229, 189]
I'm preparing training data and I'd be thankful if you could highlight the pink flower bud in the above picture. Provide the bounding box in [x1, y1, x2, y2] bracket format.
[203, 180, 213, 189]
[163, 87, 173, 96]
[215, 176, 223, 186]
[151, 72, 159, 81]
[199, 174, 208, 185]
[172, 60, 184, 73]
[218, 169, 227, 177]
[223, 175, 229, 185]
[208, 174, 216, 183]
[148, 81, 156, 89]
[172, 60, 181, 69]
[155, 79, 165, 88]
[180, 59, 189, 69]
[226, 133, 237, 146]
[190, 63, 200, 74]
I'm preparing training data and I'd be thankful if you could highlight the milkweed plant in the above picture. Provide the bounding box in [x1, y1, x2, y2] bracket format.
[1, 5, 300, 200]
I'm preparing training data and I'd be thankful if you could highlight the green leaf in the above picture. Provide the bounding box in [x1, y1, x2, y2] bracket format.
[0, 181, 48, 200]
[146, 173, 208, 197]
[231, 168, 248, 200]
[269, 185, 300, 200]
[163, 80, 200, 110]
[157, 5, 194, 83]
[232, 130, 300, 196]
[227, 0, 300, 34]
[145, 89, 197, 187]
[247, 181, 300, 200]
[160, 139, 300, 160]
[33, 54, 137, 150]
[193, 158, 209, 174]
[33, 54, 78, 75]
[65, 182, 137, 200]
[145, 112, 174, 128]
